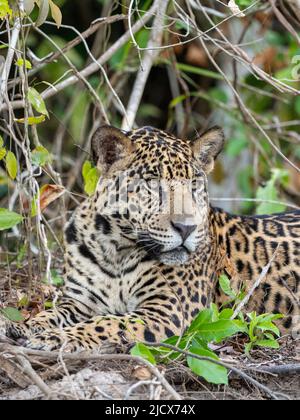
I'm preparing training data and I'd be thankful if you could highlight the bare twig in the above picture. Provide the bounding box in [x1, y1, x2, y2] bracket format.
[0, 13, 22, 107]
[0, 3, 158, 113]
[122, 0, 170, 130]
[0, 345, 182, 401]
[269, 0, 300, 45]
[258, 364, 300, 375]
[231, 246, 280, 319]
[15, 354, 53, 398]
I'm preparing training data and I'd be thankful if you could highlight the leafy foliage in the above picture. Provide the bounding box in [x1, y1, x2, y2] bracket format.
[131, 275, 283, 385]
[0, 0, 12, 19]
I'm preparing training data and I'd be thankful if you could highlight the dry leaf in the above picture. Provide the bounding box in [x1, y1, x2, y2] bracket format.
[186, 44, 209, 67]
[39, 184, 65, 212]
[40, 283, 58, 298]
[228, 0, 245, 17]
[284, 161, 300, 197]
[49, 0, 62, 28]
[253, 47, 279, 73]
[131, 366, 152, 380]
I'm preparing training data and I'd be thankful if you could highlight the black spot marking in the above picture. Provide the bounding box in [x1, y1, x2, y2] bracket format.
[65, 221, 78, 244]
[95, 214, 111, 234]
[144, 328, 156, 343]
[79, 244, 98, 265]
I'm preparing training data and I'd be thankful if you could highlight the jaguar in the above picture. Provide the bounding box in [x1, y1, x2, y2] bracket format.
[7, 125, 300, 352]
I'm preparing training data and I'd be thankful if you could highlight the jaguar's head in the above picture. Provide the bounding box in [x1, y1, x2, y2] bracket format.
[91, 125, 224, 266]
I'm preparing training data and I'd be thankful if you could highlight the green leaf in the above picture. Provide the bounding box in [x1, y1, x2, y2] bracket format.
[235, 0, 255, 7]
[232, 319, 249, 334]
[35, 0, 50, 27]
[210, 303, 220, 322]
[256, 313, 284, 323]
[176, 63, 223, 81]
[82, 160, 92, 179]
[295, 96, 300, 116]
[6, 151, 18, 180]
[256, 322, 280, 337]
[188, 308, 213, 333]
[264, 333, 276, 340]
[0, 147, 6, 160]
[32, 145, 52, 167]
[226, 136, 248, 158]
[255, 339, 280, 349]
[16, 58, 32, 70]
[187, 346, 228, 385]
[28, 87, 49, 118]
[82, 161, 100, 196]
[219, 308, 235, 320]
[157, 335, 190, 360]
[219, 274, 236, 299]
[209, 88, 228, 104]
[18, 294, 29, 308]
[50, 269, 64, 286]
[256, 169, 289, 215]
[196, 320, 243, 343]
[0, 208, 23, 230]
[24, 0, 35, 15]
[15, 115, 46, 125]
[245, 342, 253, 356]
[0, 0, 12, 19]
[1, 307, 24, 322]
[131, 343, 156, 365]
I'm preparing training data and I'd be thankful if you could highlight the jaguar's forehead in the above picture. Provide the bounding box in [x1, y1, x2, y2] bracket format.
[128, 126, 188, 149]
[126, 126, 196, 178]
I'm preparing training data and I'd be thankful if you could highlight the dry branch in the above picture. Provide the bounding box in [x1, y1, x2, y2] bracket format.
[0, 344, 182, 401]
[122, 0, 170, 130]
[0, 3, 158, 113]
[8, 14, 126, 90]
[231, 247, 279, 319]
[0, 11, 22, 107]
[0, 355, 31, 388]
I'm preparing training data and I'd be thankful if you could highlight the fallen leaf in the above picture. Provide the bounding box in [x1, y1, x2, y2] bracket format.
[131, 366, 152, 381]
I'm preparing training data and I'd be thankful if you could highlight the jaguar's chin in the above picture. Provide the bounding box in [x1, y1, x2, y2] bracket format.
[158, 246, 190, 266]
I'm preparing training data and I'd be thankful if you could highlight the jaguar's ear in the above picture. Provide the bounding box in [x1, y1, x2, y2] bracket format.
[191, 126, 225, 174]
[91, 125, 133, 173]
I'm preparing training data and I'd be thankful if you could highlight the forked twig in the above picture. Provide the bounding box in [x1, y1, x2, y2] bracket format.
[231, 246, 280, 319]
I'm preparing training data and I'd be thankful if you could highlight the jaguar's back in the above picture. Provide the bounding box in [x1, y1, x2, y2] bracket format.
[211, 208, 300, 332]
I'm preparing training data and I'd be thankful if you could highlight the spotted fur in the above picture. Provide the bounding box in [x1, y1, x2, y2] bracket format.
[7, 126, 300, 351]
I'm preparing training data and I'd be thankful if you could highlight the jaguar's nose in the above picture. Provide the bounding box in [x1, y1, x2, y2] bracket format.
[171, 222, 197, 242]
